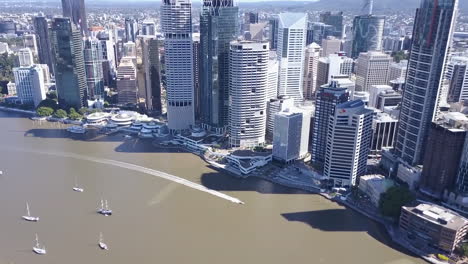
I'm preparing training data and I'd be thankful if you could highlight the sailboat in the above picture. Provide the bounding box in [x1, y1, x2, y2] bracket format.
[22, 203, 39, 222]
[72, 176, 84, 192]
[97, 199, 112, 216]
[32, 234, 46, 255]
[98, 232, 108, 250]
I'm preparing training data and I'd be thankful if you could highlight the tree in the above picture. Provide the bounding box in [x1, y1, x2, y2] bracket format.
[36, 107, 54, 117]
[54, 109, 67, 119]
[457, 243, 468, 257]
[68, 107, 82, 120]
[0, 53, 17, 82]
[392, 51, 408, 63]
[78, 107, 89, 115]
[37, 98, 58, 110]
[379, 186, 415, 219]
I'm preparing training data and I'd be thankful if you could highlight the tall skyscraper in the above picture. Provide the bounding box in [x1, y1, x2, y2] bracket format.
[311, 79, 350, 171]
[13, 65, 47, 107]
[141, 21, 156, 36]
[200, 0, 239, 131]
[277, 13, 308, 105]
[61, 0, 88, 36]
[319, 11, 344, 39]
[307, 22, 334, 46]
[125, 18, 138, 43]
[395, 0, 458, 166]
[246, 12, 259, 24]
[84, 38, 104, 100]
[302, 43, 321, 100]
[117, 58, 138, 105]
[316, 54, 354, 88]
[355, 51, 392, 92]
[33, 16, 54, 75]
[273, 110, 303, 163]
[267, 53, 279, 101]
[161, 0, 195, 131]
[51, 18, 87, 109]
[229, 41, 269, 148]
[193, 34, 201, 121]
[269, 16, 279, 50]
[351, 15, 385, 58]
[18, 48, 34, 67]
[266, 96, 294, 137]
[446, 56, 468, 103]
[23, 34, 38, 56]
[141, 36, 162, 113]
[324, 100, 373, 187]
[321, 37, 341, 57]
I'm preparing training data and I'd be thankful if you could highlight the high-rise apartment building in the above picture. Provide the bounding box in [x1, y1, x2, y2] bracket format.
[13, 65, 47, 107]
[395, 0, 458, 166]
[316, 54, 354, 88]
[141, 36, 162, 113]
[33, 16, 54, 75]
[84, 38, 104, 100]
[18, 48, 34, 67]
[267, 53, 279, 101]
[446, 56, 468, 103]
[319, 11, 344, 39]
[269, 16, 279, 50]
[351, 15, 385, 58]
[23, 34, 38, 56]
[324, 100, 373, 187]
[51, 18, 87, 109]
[302, 43, 321, 100]
[200, 0, 239, 131]
[321, 37, 341, 57]
[193, 33, 201, 121]
[161, 0, 195, 131]
[141, 21, 156, 36]
[125, 18, 138, 43]
[117, 58, 138, 105]
[355, 51, 392, 92]
[61, 0, 88, 36]
[229, 41, 269, 148]
[277, 12, 308, 105]
[387, 60, 408, 84]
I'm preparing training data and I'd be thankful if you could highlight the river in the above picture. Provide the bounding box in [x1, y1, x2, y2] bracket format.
[0, 111, 425, 264]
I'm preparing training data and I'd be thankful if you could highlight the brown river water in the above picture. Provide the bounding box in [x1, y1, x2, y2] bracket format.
[0, 111, 425, 264]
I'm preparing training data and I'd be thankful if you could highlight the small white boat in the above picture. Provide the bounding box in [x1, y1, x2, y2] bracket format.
[0, 170, 3, 175]
[33, 234, 46, 255]
[67, 126, 87, 134]
[98, 232, 108, 250]
[72, 176, 84, 192]
[22, 203, 39, 222]
[97, 199, 112, 216]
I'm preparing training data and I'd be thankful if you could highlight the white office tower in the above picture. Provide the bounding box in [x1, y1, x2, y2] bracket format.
[266, 96, 294, 137]
[355, 51, 392, 92]
[13, 65, 46, 107]
[387, 60, 408, 84]
[324, 100, 373, 187]
[277, 13, 308, 105]
[18, 48, 34, 67]
[142, 21, 156, 36]
[302, 43, 321, 100]
[446, 56, 468, 103]
[316, 54, 354, 88]
[321, 37, 341, 57]
[273, 110, 302, 163]
[267, 53, 279, 101]
[369, 85, 393, 108]
[123, 41, 136, 58]
[161, 0, 195, 131]
[117, 58, 138, 105]
[23, 34, 38, 55]
[229, 41, 269, 148]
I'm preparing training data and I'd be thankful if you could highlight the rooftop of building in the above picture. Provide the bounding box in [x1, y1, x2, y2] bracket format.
[278, 12, 307, 28]
[231, 150, 272, 158]
[434, 111, 468, 132]
[403, 203, 468, 230]
[374, 110, 398, 122]
[360, 174, 395, 193]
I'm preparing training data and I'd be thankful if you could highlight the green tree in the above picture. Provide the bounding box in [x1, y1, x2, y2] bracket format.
[392, 51, 408, 63]
[379, 186, 415, 219]
[457, 243, 468, 257]
[37, 98, 58, 110]
[104, 101, 110, 108]
[78, 107, 89, 116]
[54, 109, 67, 119]
[36, 107, 54, 117]
[0, 53, 17, 82]
[68, 107, 82, 120]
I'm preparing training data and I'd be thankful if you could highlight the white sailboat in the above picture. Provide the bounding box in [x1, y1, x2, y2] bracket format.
[72, 176, 84, 192]
[97, 199, 112, 216]
[98, 232, 108, 250]
[22, 203, 39, 222]
[32, 234, 46, 255]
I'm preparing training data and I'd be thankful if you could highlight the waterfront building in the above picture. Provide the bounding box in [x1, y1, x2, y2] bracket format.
[125, 18, 138, 43]
[355, 51, 392, 92]
[319, 11, 344, 39]
[200, 0, 239, 131]
[141, 36, 162, 114]
[324, 100, 373, 187]
[229, 41, 269, 148]
[226, 150, 273, 175]
[117, 57, 137, 105]
[387, 60, 408, 84]
[311, 79, 350, 171]
[141, 21, 156, 36]
[51, 17, 87, 109]
[13, 65, 46, 107]
[277, 12, 308, 105]
[400, 203, 468, 253]
[266, 96, 294, 138]
[23, 34, 38, 56]
[420, 112, 467, 199]
[267, 53, 279, 101]
[61, 0, 88, 36]
[33, 16, 54, 75]
[269, 16, 279, 50]
[446, 56, 468, 103]
[84, 38, 104, 100]
[370, 111, 398, 156]
[18, 48, 33, 67]
[395, 0, 458, 166]
[359, 175, 394, 206]
[321, 37, 341, 57]
[273, 110, 302, 163]
[316, 54, 354, 89]
[351, 15, 385, 58]
[161, 0, 195, 131]
[302, 43, 321, 100]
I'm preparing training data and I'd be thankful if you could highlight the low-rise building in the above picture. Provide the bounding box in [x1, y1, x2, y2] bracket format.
[400, 203, 468, 253]
[227, 150, 272, 175]
[358, 175, 394, 207]
[397, 162, 422, 190]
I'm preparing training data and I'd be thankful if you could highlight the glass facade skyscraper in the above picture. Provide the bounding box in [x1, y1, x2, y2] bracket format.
[84, 38, 104, 100]
[61, 0, 88, 36]
[200, 0, 239, 131]
[33, 16, 54, 75]
[351, 15, 385, 59]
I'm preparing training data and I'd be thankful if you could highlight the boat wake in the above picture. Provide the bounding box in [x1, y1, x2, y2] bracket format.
[5, 148, 245, 205]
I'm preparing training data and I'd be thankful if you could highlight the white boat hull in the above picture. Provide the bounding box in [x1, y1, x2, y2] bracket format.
[99, 242, 108, 250]
[97, 209, 112, 216]
[33, 247, 46, 255]
[73, 187, 84, 192]
[22, 216, 39, 222]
